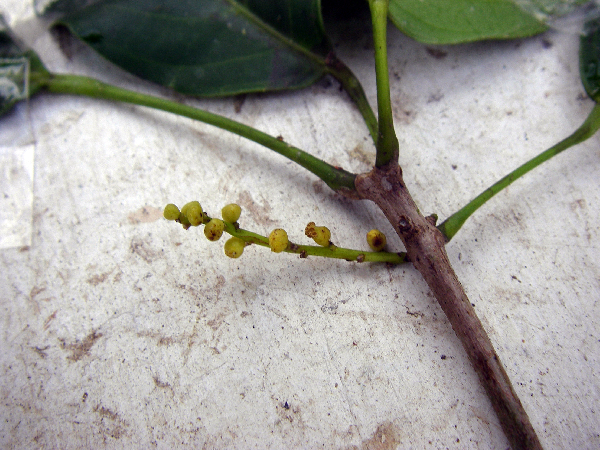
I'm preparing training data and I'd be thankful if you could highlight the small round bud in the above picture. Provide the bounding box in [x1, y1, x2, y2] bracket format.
[224, 237, 245, 258]
[163, 204, 180, 221]
[221, 203, 242, 223]
[181, 201, 203, 226]
[367, 229, 387, 251]
[305, 222, 331, 247]
[204, 219, 225, 241]
[269, 228, 289, 253]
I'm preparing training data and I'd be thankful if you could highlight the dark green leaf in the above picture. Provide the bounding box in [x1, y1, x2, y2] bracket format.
[580, 18, 600, 102]
[49, 0, 331, 97]
[388, 0, 548, 44]
[0, 17, 50, 116]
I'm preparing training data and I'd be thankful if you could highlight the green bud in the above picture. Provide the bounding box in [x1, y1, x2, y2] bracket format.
[269, 229, 289, 253]
[163, 204, 180, 221]
[221, 203, 242, 223]
[204, 219, 225, 241]
[224, 237, 245, 258]
[366, 229, 387, 251]
[305, 222, 331, 247]
[181, 201, 203, 226]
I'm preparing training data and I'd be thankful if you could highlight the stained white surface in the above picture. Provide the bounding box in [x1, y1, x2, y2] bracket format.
[1, 2, 599, 449]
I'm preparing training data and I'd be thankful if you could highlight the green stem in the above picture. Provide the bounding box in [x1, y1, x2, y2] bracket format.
[439, 103, 600, 241]
[368, 0, 399, 167]
[42, 73, 357, 192]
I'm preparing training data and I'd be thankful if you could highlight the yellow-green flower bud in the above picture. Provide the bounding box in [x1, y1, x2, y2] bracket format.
[204, 219, 225, 241]
[305, 222, 331, 247]
[181, 201, 203, 226]
[221, 203, 242, 223]
[366, 229, 387, 251]
[269, 228, 289, 253]
[224, 237, 245, 258]
[163, 203, 180, 221]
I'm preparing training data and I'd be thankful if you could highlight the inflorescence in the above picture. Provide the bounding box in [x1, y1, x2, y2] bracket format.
[163, 201, 405, 264]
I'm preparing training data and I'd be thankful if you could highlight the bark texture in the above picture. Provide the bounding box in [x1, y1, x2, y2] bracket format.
[354, 164, 542, 450]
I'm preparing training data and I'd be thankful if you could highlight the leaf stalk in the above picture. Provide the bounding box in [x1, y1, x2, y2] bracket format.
[439, 103, 600, 241]
[368, 0, 399, 167]
[42, 73, 358, 192]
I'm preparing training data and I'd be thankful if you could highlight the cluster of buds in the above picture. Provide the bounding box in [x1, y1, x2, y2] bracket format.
[164, 201, 389, 261]
[164, 201, 247, 258]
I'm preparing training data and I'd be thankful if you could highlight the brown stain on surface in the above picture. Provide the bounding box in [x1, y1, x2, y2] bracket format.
[236, 191, 276, 227]
[95, 405, 119, 421]
[348, 143, 373, 167]
[127, 206, 164, 224]
[60, 330, 102, 361]
[87, 269, 114, 286]
[93, 404, 129, 440]
[361, 422, 402, 450]
[130, 237, 157, 263]
[42, 310, 58, 331]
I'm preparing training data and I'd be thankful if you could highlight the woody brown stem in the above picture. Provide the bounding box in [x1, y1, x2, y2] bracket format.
[354, 164, 542, 450]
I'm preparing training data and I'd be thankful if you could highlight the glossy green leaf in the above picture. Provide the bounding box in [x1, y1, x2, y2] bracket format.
[388, 0, 594, 45]
[388, 0, 548, 44]
[0, 17, 50, 116]
[580, 17, 600, 102]
[46, 0, 331, 97]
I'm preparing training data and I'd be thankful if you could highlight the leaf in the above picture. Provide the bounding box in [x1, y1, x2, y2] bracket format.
[387, 0, 591, 45]
[388, 0, 594, 45]
[47, 0, 332, 97]
[388, 0, 549, 44]
[0, 17, 49, 116]
[580, 17, 600, 102]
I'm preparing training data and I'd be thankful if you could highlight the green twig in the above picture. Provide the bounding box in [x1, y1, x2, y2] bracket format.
[42, 73, 358, 192]
[368, 0, 399, 167]
[439, 103, 600, 241]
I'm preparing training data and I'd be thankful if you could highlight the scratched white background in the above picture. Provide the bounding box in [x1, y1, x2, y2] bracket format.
[1, 1, 599, 448]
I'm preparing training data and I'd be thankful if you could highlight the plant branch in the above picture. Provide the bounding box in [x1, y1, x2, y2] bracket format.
[355, 165, 542, 450]
[439, 103, 600, 241]
[41, 73, 358, 192]
[368, 0, 399, 167]
[356, 2, 543, 447]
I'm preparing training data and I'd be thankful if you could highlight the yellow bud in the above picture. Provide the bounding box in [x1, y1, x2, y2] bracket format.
[224, 237, 245, 258]
[269, 228, 289, 253]
[163, 204, 180, 221]
[181, 201, 203, 226]
[204, 219, 225, 241]
[305, 222, 331, 247]
[221, 203, 242, 223]
[367, 229, 387, 251]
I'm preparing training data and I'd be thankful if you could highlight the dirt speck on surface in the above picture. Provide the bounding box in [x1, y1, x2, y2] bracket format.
[237, 191, 276, 227]
[60, 330, 103, 362]
[361, 421, 402, 450]
[127, 206, 163, 224]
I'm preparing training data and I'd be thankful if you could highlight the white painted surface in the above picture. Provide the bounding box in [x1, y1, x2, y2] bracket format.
[1, 2, 599, 449]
